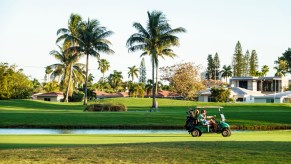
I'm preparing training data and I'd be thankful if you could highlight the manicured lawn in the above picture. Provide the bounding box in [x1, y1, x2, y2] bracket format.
[0, 131, 291, 163]
[0, 98, 291, 129]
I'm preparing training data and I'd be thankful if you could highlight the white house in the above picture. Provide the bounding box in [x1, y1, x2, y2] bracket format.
[198, 87, 264, 102]
[36, 92, 64, 102]
[253, 91, 291, 103]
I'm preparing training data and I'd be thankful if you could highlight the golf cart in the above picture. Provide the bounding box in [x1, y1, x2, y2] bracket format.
[185, 106, 231, 137]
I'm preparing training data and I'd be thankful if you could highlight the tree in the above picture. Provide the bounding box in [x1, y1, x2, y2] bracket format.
[250, 50, 259, 76]
[108, 70, 123, 92]
[0, 63, 33, 99]
[78, 18, 114, 105]
[128, 65, 139, 82]
[274, 58, 288, 77]
[243, 50, 250, 76]
[210, 87, 231, 102]
[160, 62, 204, 100]
[275, 48, 291, 74]
[126, 10, 186, 108]
[98, 59, 110, 91]
[49, 44, 85, 102]
[213, 52, 220, 80]
[261, 65, 269, 77]
[43, 81, 59, 92]
[232, 41, 244, 77]
[45, 66, 53, 82]
[206, 54, 214, 80]
[220, 65, 232, 84]
[139, 58, 147, 83]
[56, 13, 82, 102]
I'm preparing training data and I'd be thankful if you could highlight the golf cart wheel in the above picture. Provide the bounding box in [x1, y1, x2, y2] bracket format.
[191, 129, 200, 137]
[222, 129, 231, 137]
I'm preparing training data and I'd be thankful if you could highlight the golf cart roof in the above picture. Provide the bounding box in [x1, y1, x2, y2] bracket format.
[195, 106, 223, 109]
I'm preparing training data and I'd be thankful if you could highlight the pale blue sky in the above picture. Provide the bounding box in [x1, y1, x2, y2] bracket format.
[1, 0, 291, 82]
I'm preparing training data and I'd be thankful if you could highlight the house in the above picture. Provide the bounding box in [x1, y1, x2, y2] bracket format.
[198, 87, 264, 102]
[229, 76, 289, 94]
[253, 91, 291, 103]
[36, 92, 64, 102]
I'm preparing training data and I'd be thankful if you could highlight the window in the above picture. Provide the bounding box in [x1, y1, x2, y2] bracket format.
[239, 81, 248, 89]
[266, 99, 274, 103]
[44, 98, 51, 101]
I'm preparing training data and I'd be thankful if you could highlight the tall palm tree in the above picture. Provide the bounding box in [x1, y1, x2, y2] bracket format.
[98, 59, 110, 91]
[78, 18, 114, 105]
[49, 44, 85, 102]
[128, 65, 139, 82]
[220, 65, 232, 84]
[56, 13, 82, 102]
[126, 10, 186, 108]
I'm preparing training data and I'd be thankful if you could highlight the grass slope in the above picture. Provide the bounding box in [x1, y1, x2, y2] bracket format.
[0, 131, 291, 163]
[1, 98, 291, 129]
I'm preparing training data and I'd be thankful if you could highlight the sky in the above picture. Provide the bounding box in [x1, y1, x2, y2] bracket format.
[1, 0, 291, 82]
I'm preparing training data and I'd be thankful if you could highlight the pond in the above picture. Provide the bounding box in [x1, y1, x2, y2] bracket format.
[0, 129, 186, 135]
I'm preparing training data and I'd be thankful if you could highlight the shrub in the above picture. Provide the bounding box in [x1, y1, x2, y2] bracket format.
[84, 103, 127, 112]
[69, 91, 84, 102]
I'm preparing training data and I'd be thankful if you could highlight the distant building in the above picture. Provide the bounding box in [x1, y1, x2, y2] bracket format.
[198, 76, 290, 103]
[36, 92, 64, 102]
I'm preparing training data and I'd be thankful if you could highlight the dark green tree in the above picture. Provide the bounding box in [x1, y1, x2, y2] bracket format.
[108, 70, 123, 92]
[249, 50, 259, 76]
[213, 52, 220, 80]
[232, 41, 244, 77]
[210, 87, 231, 102]
[275, 48, 291, 74]
[206, 54, 214, 80]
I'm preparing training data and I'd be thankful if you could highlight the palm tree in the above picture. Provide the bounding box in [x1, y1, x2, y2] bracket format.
[78, 18, 114, 105]
[98, 59, 110, 91]
[261, 65, 269, 77]
[49, 44, 85, 102]
[45, 66, 53, 82]
[56, 13, 82, 102]
[108, 70, 123, 92]
[128, 65, 139, 82]
[220, 65, 232, 84]
[126, 10, 186, 108]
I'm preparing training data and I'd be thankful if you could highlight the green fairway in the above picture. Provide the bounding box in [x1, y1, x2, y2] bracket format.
[0, 131, 291, 163]
[1, 98, 291, 129]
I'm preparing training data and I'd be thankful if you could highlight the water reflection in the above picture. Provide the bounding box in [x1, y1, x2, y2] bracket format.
[0, 129, 185, 135]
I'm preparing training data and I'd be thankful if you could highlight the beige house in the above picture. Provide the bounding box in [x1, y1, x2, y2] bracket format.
[36, 92, 64, 102]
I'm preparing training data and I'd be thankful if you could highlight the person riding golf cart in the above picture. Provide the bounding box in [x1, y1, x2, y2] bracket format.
[185, 106, 231, 137]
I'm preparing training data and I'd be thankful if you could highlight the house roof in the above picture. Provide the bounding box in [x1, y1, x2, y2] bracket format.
[231, 87, 264, 96]
[37, 92, 64, 97]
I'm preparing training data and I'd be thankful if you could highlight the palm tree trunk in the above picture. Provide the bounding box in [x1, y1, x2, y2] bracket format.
[64, 64, 73, 102]
[152, 59, 156, 108]
[155, 65, 158, 94]
[84, 54, 89, 105]
[102, 73, 104, 92]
